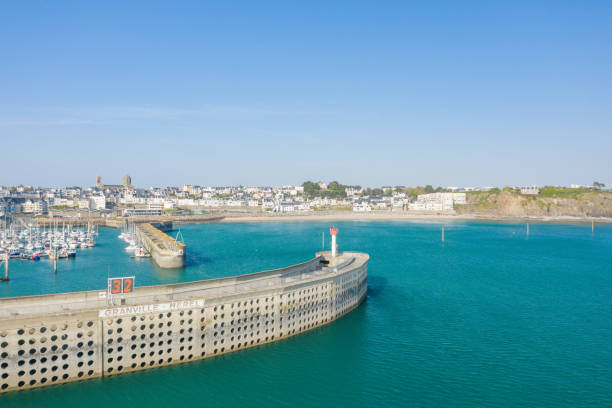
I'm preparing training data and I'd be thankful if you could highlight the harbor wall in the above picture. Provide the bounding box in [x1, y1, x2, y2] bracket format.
[149, 221, 173, 232]
[0, 251, 368, 393]
[34, 215, 224, 230]
[134, 223, 186, 269]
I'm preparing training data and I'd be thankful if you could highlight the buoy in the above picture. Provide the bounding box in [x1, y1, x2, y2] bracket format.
[322, 231, 325, 251]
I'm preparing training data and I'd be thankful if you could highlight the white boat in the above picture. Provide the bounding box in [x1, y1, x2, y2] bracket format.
[9, 246, 20, 258]
[125, 240, 138, 252]
[134, 247, 150, 257]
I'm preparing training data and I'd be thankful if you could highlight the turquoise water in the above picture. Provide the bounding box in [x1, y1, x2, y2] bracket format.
[1, 221, 611, 407]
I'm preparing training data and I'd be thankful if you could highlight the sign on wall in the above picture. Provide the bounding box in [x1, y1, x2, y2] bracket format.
[108, 276, 135, 295]
[99, 299, 204, 318]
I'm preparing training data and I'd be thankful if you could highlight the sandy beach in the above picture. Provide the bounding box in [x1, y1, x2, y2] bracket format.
[218, 211, 612, 224]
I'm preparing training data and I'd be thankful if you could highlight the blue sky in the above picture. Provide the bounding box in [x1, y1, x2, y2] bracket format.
[1, 1, 611, 188]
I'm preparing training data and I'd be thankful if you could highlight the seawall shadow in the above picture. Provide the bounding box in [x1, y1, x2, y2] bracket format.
[366, 275, 388, 299]
[186, 252, 213, 267]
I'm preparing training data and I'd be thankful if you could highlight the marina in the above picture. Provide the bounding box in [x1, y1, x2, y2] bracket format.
[0, 222, 97, 264]
[0, 215, 189, 281]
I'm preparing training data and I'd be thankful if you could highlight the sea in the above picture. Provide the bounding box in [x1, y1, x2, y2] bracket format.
[1, 221, 611, 407]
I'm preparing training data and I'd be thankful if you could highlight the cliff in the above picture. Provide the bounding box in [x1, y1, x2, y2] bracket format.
[455, 189, 612, 218]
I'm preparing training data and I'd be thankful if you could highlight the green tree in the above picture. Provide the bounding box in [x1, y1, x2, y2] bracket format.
[303, 180, 348, 198]
[326, 181, 347, 198]
[328, 181, 341, 190]
[302, 181, 321, 197]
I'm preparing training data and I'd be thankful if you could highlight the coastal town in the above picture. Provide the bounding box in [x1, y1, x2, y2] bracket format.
[0, 175, 609, 219]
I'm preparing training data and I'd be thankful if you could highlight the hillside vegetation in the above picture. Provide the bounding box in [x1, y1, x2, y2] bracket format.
[455, 188, 612, 217]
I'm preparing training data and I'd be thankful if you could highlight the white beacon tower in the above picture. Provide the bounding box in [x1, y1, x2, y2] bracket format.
[330, 227, 338, 258]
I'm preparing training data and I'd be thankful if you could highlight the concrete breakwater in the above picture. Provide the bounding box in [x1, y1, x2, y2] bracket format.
[149, 221, 173, 232]
[0, 251, 368, 393]
[135, 223, 186, 268]
[34, 215, 225, 229]
[106, 215, 225, 229]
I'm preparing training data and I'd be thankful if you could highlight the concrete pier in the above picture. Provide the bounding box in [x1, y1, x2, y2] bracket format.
[135, 223, 186, 268]
[0, 251, 368, 393]
[34, 215, 224, 229]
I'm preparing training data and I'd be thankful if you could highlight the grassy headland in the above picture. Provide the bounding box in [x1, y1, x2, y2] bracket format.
[456, 187, 612, 218]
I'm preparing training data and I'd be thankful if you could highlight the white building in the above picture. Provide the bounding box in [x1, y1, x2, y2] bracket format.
[148, 203, 163, 211]
[22, 200, 48, 214]
[409, 193, 466, 212]
[177, 198, 196, 207]
[200, 199, 222, 207]
[353, 203, 372, 212]
[274, 202, 298, 213]
[520, 186, 539, 195]
[78, 199, 90, 210]
[90, 194, 106, 211]
[372, 201, 389, 210]
[226, 199, 247, 207]
[345, 187, 361, 197]
[122, 208, 162, 217]
[182, 184, 198, 195]
[53, 198, 75, 207]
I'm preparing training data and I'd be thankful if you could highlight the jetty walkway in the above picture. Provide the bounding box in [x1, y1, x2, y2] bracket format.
[135, 223, 186, 268]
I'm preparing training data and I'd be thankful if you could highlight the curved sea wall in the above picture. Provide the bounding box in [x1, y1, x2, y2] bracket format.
[0, 251, 368, 393]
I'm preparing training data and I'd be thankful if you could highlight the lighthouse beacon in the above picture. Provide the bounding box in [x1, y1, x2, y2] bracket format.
[330, 227, 338, 258]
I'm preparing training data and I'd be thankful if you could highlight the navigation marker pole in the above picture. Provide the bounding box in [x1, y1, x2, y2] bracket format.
[53, 248, 57, 274]
[442, 227, 445, 243]
[592, 220, 594, 233]
[526, 223, 529, 237]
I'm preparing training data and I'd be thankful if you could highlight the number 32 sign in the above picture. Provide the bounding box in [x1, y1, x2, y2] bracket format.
[108, 277, 135, 295]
